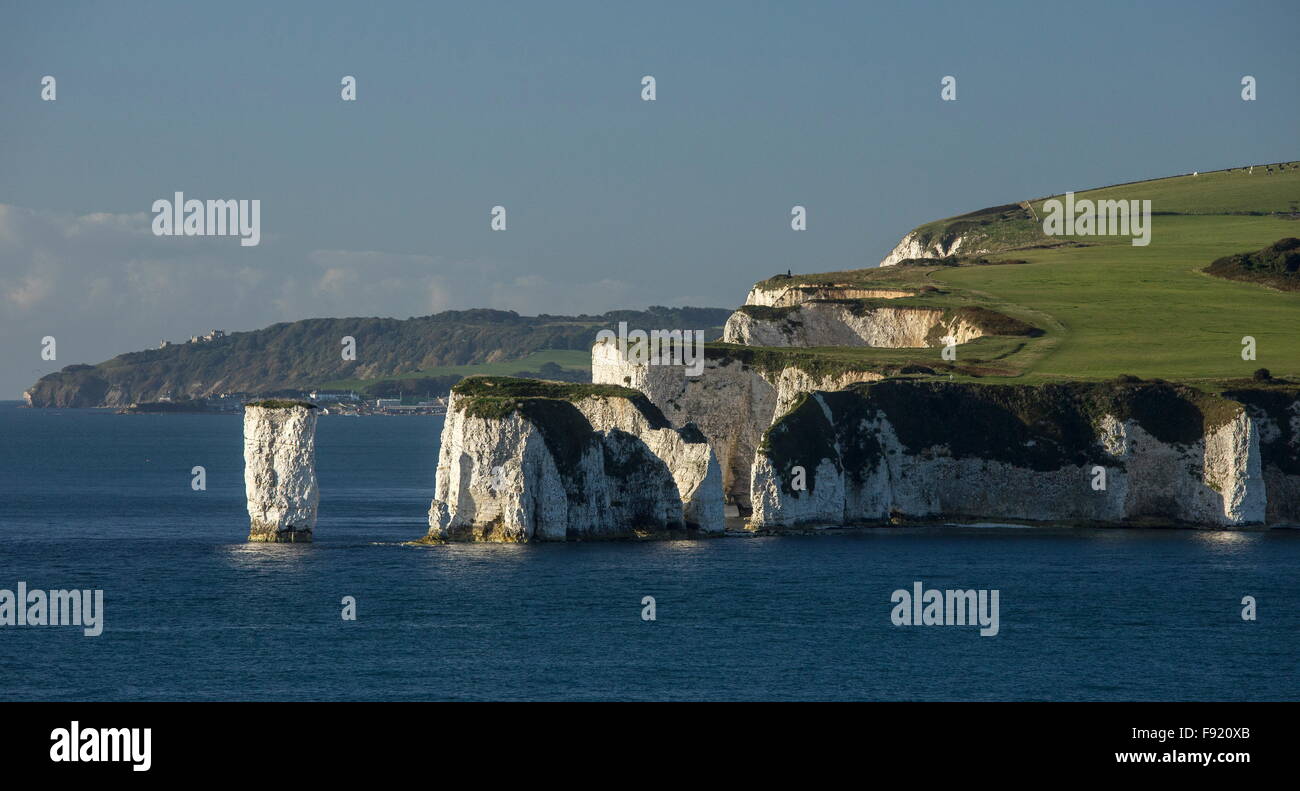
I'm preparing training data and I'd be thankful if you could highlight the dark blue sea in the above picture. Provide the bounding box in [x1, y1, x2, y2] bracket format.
[1, 401, 1296, 701]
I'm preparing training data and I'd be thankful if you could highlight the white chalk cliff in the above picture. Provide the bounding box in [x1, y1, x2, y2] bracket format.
[244, 403, 319, 542]
[747, 382, 1297, 529]
[723, 303, 987, 348]
[592, 338, 879, 510]
[426, 380, 724, 542]
[1225, 389, 1300, 524]
[879, 230, 986, 267]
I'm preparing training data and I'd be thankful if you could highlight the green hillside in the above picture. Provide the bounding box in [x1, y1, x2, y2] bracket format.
[25, 307, 730, 407]
[753, 162, 1300, 387]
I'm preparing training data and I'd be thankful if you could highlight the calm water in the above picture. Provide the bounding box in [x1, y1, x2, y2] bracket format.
[1, 401, 1296, 701]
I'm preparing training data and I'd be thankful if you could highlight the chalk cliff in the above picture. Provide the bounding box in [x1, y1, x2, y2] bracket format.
[243, 401, 319, 542]
[1224, 388, 1300, 524]
[722, 303, 990, 348]
[425, 378, 724, 542]
[880, 230, 986, 267]
[748, 380, 1300, 529]
[592, 338, 881, 510]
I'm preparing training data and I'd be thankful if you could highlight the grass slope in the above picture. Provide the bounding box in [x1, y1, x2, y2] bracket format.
[748, 162, 1300, 387]
[943, 216, 1300, 383]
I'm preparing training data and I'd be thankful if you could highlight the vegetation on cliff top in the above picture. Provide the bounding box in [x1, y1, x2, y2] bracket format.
[454, 376, 672, 429]
[1204, 238, 1300, 291]
[245, 400, 317, 410]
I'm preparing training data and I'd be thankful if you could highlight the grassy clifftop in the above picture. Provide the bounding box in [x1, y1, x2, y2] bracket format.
[453, 376, 672, 429]
[740, 162, 1300, 387]
[899, 161, 1300, 259]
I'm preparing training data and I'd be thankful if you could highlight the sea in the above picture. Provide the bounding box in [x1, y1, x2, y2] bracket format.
[1, 401, 1296, 701]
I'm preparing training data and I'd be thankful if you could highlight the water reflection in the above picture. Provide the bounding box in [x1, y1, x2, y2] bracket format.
[221, 540, 314, 575]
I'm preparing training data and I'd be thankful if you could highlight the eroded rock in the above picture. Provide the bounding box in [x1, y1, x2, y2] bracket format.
[244, 401, 319, 542]
[748, 380, 1291, 529]
[425, 378, 724, 542]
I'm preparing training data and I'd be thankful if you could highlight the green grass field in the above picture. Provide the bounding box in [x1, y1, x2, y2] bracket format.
[946, 214, 1299, 383]
[319, 349, 591, 390]
[760, 163, 1300, 387]
[1030, 162, 1300, 216]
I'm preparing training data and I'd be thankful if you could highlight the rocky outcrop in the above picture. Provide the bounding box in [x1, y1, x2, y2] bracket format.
[425, 378, 724, 542]
[243, 402, 319, 542]
[880, 230, 985, 267]
[722, 303, 988, 348]
[592, 339, 880, 510]
[748, 380, 1296, 529]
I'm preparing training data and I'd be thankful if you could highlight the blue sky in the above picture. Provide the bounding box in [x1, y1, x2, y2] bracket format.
[1, 0, 1297, 396]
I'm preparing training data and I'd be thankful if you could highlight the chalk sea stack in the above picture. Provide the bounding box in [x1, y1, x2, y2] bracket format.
[243, 401, 319, 542]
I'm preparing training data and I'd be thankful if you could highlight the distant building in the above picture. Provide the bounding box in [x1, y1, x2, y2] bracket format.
[188, 329, 226, 344]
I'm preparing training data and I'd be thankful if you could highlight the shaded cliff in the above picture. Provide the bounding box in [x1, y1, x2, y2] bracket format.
[425, 377, 723, 542]
[749, 379, 1299, 529]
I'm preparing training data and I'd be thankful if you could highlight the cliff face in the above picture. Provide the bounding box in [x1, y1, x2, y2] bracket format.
[880, 230, 984, 267]
[749, 381, 1298, 529]
[570, 393, 724, 530]
[243, 403, 319, 542]
[723, 303, 987, 348]
[425, 379, 724, 542]
[592, 339, 880, 510]
[1224, 389, 1300, 523]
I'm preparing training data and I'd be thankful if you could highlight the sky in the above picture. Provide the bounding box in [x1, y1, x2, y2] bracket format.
[1, 0, 1297, 397]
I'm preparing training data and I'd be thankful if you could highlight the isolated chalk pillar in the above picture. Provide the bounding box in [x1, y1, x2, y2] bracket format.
[243, 402, 319, 542]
